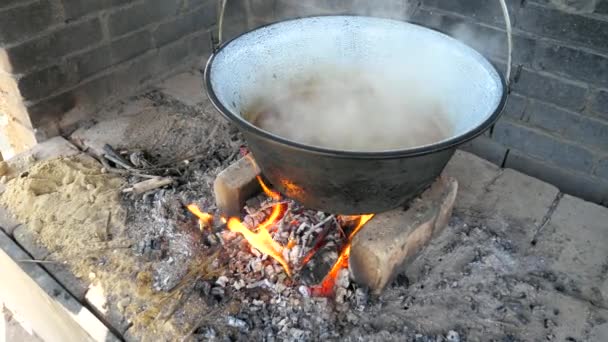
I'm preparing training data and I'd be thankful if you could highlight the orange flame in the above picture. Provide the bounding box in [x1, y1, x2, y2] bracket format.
[187, 204, 214, 231]
[257, 175, 281, 201]
[226, 204, 291, 276]
[310, 214, 374, 297]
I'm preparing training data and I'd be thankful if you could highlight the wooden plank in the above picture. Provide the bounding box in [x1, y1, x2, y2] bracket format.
[0, 229, 118, 342]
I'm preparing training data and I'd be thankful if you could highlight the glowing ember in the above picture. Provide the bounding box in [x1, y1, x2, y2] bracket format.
[227, 214, 291, 277]
[186, 204, 213, 231]
[310, 214, 374, 297]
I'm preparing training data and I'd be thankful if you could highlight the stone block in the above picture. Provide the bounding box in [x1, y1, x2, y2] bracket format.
[0, 0, 57, 45]
[412, 11, 536, 67]
[61, 0, 132, 20]
[18, 63, 79, 101]
[475, 168, 559, 249]
[421, 0, 513, 26]
[158, 38, 191, 71]
[524, 99, 580, 134]
[460, 135, 507, 166]
[68, 45, 114, 80]
[534, 194, 608, 307]
[249, 0, 277, 18]
[503, 93, 528, 120]
[517, 3, 608, 52]
[214, 156, 262, 217]
[597, 158, 608, 180]
[493, 119, 595, 173]
[6, 18, 103, 73]
[535, 42, 608, 88]
[505, 150, 608, 206]
[511, 68, 587, 111]
[349, 175, 458, 294]
[563, 115, 608, 151]
[107, 0, 179, 37]
[590, 90, 608, 119]
[158, 71, 205, 107]
[111, 30, 153, 65]
[443, 150, 501, 211]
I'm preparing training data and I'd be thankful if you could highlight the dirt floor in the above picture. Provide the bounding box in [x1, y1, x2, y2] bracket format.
[0, 70, 607, 342]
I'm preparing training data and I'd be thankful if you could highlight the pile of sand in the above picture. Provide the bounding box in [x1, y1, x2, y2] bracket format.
[0, 156, 214, 339]
[0, 156, 126, 255]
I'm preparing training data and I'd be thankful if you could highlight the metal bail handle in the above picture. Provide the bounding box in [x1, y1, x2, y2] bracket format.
[212, 0, 513, 87]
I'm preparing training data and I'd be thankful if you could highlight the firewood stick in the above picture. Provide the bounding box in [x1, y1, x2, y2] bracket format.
[123, 177, 174, 194]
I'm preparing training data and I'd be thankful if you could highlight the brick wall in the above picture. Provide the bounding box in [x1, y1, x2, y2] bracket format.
[0, 0, 247, 158]
[245, 0, 608, 206]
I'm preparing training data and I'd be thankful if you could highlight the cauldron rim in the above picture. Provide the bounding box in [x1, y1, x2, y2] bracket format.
[204, 15, 508, 160]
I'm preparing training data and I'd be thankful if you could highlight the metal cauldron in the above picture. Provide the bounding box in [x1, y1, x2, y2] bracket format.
[204, 14, 509, 214]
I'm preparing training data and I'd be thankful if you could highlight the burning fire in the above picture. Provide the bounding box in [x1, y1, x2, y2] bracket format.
[186, 204, 213, 231]
[310, 214, 374, 297]
[187, 176, 292, 276]
[187, 172, 376, 296]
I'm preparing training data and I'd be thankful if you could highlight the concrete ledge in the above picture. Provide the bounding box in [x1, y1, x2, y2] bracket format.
[0, 229, 117, 342]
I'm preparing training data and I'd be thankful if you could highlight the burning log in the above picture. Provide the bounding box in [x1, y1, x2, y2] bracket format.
[348, 175, 458, 294]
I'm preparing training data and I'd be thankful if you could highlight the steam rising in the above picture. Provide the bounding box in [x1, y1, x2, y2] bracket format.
[246, 65, 452, 152]
[237, 2, 510, 152]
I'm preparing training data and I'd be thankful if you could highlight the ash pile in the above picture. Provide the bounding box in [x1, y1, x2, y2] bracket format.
[110, 140, 458, 341]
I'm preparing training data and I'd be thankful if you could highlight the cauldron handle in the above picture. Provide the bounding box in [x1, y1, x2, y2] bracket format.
[212, 0, 513, 88]
[498, 0, 513, 89]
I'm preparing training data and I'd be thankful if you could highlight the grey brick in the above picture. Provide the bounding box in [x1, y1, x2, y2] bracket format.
[111, 30, 153, 64]
[108, 0, 180, 37]
[563, 115, 608, 150]
[153, 3, 215, 47]
[494, 119, 595, 173]
[460, 134, 508, 166]
[532, 0, 601, 14]
[503, 93, 528, 120]
[421, 0, 518, 26]
[524, 99, 580, 134]
[412, 11, 536, 66]
[505, 150, 608, 205]
[7, 18, 103, 73]
[517, 3, 608, 52]
[0, 0, 24, 10]
[249, 0, 276, 18]
[62, 0, 132, 20]
[27, 92, 76, 128]
[158, 38, 191, 70]
[274, 0, 330, 20]
[18, 63, 79, 101]
[596, 0, 608, 14]
[69, 45, 114, 80]
[0, 0, 57, 44]
[511, 68, 587, 111]
[111, 51, 160, 95]
[189, 30, 212, 58]
[594, 158, 608, 181]
[225, 0, 247, 20]
[525, 100, 608, 150]
[590, 90, 608, 119]
[68, 30, 152, 81]
[597, 158, 608, 179]
[535, 43, 608, 88]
